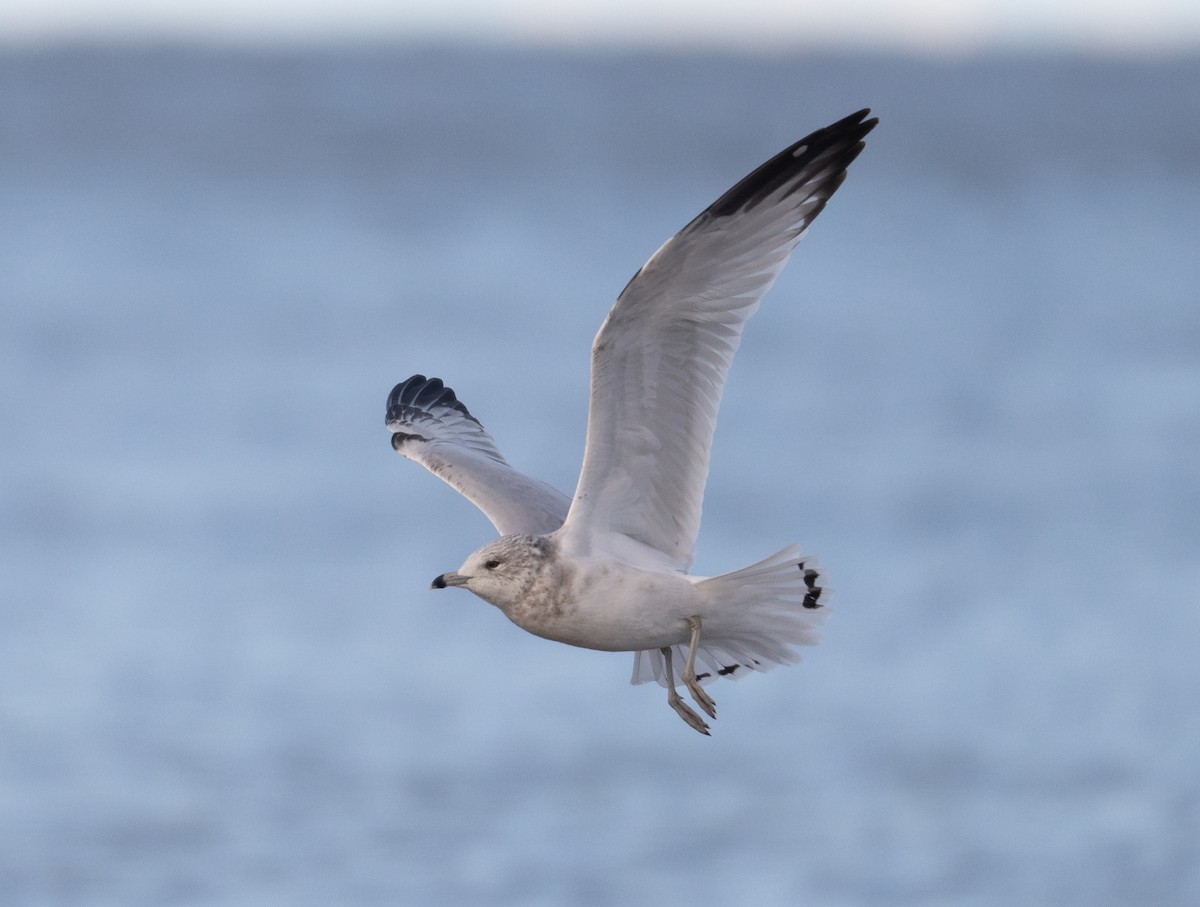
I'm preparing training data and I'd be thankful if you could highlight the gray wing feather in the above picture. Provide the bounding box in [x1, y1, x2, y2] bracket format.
[386, 375, 570, 536]
[560, 110, 877, 569]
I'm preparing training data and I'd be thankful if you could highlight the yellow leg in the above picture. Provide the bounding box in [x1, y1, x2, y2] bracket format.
[683, 617, 717, 719]
[661, 645, 710, 735]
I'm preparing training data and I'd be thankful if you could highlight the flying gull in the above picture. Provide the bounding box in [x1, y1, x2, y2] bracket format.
[386, 109, 876, 734]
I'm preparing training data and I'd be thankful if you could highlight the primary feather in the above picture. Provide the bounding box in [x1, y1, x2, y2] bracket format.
[386, 375, 570, 536]
[558, 109, 876, 570]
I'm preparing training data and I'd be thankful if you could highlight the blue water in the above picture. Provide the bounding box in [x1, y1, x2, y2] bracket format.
[2, 44, 1199, 904]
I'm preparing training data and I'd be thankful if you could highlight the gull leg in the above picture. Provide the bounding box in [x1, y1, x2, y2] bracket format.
[660, 645, 710, 736]
[683, 617, 717, 719]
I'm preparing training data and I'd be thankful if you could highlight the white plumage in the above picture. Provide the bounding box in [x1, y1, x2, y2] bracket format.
[387, 109, 876, 733]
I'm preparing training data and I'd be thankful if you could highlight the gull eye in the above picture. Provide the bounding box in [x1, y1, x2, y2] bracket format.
[484, 559, 501, 570]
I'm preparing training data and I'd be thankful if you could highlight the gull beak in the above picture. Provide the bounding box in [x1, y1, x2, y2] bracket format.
[431, 572, 469, 590]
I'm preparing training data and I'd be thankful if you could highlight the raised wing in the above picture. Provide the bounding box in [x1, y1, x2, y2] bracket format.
[386, 375, 571, 536]
[559, 109, 877, 570]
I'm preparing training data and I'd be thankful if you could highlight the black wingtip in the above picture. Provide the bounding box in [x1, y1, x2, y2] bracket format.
[385, 374, 478, 428]
[706, 108, 878, 219]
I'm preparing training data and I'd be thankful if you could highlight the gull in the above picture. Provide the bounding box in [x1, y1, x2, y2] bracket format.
[386, 109, 876, 734]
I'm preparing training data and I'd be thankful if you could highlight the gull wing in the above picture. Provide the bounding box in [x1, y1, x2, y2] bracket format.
[558, 109, 877, 570]
[386, 375, 571, 536]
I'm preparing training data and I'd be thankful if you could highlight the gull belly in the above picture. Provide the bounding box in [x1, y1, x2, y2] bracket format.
[502, 558, 703, 654]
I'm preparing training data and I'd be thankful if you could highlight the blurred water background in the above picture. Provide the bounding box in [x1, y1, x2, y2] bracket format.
[2, 43, 1198, 905]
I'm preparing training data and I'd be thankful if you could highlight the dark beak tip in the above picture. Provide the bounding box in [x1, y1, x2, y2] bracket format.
[431, 574, 447, 589]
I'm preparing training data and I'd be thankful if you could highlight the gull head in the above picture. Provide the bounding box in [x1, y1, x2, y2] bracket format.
[431, 535, 559, 611]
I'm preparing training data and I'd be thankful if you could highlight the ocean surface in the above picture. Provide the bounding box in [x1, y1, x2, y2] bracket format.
[2, 44, 1198, 905]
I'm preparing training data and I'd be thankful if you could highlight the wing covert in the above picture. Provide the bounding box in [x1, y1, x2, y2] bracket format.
[558, 110, 877, 569]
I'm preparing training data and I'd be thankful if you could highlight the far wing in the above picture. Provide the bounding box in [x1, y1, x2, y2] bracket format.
[386, 375, 570, 536]
[559, 109, 877, 570]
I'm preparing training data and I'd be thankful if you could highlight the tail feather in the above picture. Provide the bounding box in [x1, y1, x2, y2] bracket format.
[630, 544, 829, 687]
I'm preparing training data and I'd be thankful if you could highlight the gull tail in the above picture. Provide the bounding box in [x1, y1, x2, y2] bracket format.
[630, 544, 829, 687]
